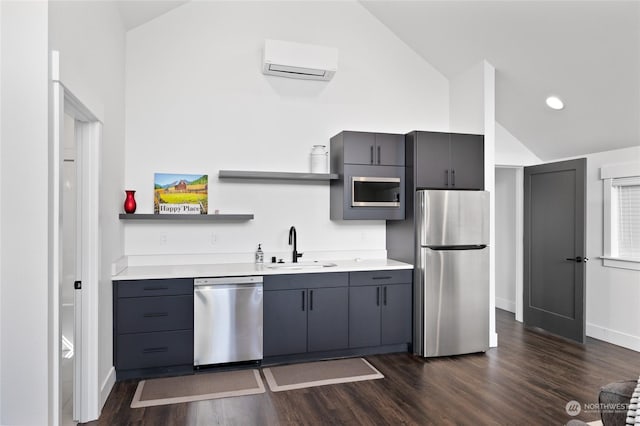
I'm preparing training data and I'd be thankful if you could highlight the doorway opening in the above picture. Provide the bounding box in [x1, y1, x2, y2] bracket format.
[51, 50, 102, 425]
[61, 113, 78, 426]
[494, 166, 523, 322]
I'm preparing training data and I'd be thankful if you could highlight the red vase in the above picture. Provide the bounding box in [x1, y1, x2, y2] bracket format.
[124, 190, 137, 214]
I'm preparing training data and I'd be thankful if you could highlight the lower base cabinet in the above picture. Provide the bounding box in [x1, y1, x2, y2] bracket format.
[114, 269, 412, 377]
[379, 283, 412, 345]
[113, 278, 194, 380]
[349, 283, 412, 348]
[263, 289, 308, 356]
[263, 273, 349, 357]
[348, 269, 412, 349]
[307, 287, 349, 352]
[264, 269, 412, 360]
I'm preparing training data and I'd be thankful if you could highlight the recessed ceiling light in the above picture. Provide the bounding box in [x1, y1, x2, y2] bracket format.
[546, 96, 564, 110]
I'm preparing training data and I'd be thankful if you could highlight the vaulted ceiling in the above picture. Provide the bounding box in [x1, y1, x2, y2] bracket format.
[116, 1, 640, 161]
[361, 1, 640, 160]
[115, 0, 189, 31]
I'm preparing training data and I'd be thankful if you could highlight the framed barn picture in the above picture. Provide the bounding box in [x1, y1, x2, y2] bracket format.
[154, 173, 208, 214]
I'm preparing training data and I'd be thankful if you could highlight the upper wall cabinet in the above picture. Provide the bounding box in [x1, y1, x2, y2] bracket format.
[406, 131, 484, 190]
[330, 131, 405, 220]
[339, 131, 405, 167]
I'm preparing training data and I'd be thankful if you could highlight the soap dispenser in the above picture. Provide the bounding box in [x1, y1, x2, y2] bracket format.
[255, 244, 264, 264]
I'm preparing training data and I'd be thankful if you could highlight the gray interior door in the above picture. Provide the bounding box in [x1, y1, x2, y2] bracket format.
[524, 158, 586, 343]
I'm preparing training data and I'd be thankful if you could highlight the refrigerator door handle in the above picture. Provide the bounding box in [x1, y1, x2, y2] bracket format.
[426, 245, 487, 251]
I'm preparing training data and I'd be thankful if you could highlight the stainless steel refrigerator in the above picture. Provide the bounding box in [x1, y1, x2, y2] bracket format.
[415, 190, 489, 357]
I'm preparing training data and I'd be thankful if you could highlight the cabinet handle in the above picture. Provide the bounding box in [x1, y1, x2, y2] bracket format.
[451, 169, 456, 187]
[377, 146, 381, 164]
[445, 169, 449, 186]
[383, 286, 387, 306]
[143, 286, 168, 291]
[370, 146, 374, 164]
[143, 312, 169, 318]
[310, 290, 314, 311]
[376, 287, 380, 306]
[302, 291, 305, 311]
[142, 347, 168, 354]
[372, 276, 391, 280]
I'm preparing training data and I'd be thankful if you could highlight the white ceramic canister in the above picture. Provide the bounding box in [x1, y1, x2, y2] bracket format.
[310, 145, 328, 173]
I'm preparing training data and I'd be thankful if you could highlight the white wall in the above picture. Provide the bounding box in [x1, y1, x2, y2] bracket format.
[449, 61, 484, 134]
[124, 0, 449, 261]
[495, 122, 540, 166]
[0, 2, 50, 424]
[448, 60, 498, 347]
[49, 0, 126, 413]
[495, 167, 516, 312]
[0, 1, 3, 419]
[582, 146, 640, 351]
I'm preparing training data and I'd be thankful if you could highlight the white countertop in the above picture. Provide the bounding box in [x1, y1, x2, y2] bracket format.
[112, 258, 413, 281]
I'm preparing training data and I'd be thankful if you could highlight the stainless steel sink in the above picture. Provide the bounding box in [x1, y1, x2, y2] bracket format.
[266, 262, 337, 270]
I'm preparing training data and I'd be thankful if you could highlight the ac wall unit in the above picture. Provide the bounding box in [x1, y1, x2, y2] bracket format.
[262, 39, 338, 81]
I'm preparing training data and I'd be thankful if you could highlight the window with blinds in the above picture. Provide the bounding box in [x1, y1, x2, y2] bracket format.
[601, 162, 640, 270]
[614, 178, 640, 259]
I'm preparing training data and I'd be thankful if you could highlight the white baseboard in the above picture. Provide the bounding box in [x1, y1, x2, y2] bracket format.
[100, 366, 116, 411]
[495, 297, 515, 313]
[587, 323, 640, 352]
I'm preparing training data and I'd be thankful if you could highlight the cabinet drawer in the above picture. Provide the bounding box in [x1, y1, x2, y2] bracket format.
[116, 278, 193, 298]
[117, 295, 193, 334]
[116, 330, 193, 370]
[264, 272, 348, 290]
[349, 269, 412, 286]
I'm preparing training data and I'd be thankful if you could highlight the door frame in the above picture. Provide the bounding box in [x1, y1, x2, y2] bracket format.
[495, 165, 525, 322]
[50, 51, 102, 425]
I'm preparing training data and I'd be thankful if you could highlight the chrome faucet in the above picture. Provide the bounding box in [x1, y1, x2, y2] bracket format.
[288, 226, 303, 263]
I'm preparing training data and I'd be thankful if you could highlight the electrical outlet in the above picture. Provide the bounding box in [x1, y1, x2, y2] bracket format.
[160, 232, 167, 245]
[210, 233, 218, 245]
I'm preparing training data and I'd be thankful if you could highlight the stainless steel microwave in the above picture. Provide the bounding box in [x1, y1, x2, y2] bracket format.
[351, 176, 401, 207]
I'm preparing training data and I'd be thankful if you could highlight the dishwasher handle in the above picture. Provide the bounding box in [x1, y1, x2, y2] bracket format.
[194, 276, 263, 286]
[195, 283, 263, 292]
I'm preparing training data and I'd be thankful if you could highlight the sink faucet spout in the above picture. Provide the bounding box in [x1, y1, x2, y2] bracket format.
[288, 226, 303, 263]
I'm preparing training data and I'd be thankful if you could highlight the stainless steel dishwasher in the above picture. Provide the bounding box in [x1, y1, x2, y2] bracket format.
[194, 276, 263, 366]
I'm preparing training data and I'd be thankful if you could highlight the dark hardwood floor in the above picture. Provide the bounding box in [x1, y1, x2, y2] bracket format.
[89, 310, 640, 425]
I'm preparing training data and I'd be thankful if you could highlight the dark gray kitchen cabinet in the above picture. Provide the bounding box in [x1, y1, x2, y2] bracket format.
[412, 131, 450, 189]
[263, 289, 308, 357]
[449, 133, 484, 190]
[348, 286, 381, 348]
[340, 131, 404, 166]
[113, 278, 194, 380]
[407, 131, 484, 190]
[307, 287, 349, 352]
[263, 273, 349, 358]
[349, 270, 412, 348]
[330, 131, 406, 220]
[380, 283, 412, 345]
